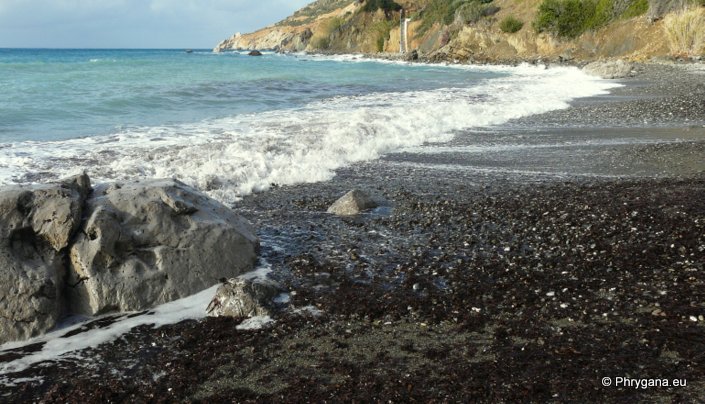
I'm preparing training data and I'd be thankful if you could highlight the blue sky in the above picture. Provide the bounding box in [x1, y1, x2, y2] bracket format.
[0, 0, 312, 48]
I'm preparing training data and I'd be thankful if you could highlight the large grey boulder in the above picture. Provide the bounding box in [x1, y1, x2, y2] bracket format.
[327, 189, 378, 216]
[207, 277, 281, 318]
[582, 60, 634, 79]
[0, 174, 91, 344]
[67, 179, 259, 315]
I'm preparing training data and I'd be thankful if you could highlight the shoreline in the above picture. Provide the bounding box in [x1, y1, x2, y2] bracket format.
[275, 48, 705, 68]
[1, 59, 704, 401]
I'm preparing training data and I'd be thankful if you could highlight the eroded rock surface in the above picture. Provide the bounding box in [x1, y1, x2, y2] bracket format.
[0, 174, 91, 344]
[67, 179, 259, 315]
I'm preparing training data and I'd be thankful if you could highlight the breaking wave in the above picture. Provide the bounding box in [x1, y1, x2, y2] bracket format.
[0, 61, 619, 204]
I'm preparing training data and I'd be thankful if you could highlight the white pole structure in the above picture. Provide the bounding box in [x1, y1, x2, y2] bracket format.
[400, 9, 406, 54]
[399, 9, 412, 54]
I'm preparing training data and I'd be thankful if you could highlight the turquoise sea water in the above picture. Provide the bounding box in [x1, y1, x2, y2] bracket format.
[0, 49, 497, 142]
[0, 49, 616, 202]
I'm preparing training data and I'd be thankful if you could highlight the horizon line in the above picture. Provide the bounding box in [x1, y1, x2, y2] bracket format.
[0, 47, 214, 50]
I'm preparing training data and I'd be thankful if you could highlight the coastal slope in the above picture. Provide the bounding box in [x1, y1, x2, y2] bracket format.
[214, 0, 705, 62]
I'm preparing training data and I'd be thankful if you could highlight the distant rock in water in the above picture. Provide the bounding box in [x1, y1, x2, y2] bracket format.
[582, 60, 634, 79]
[327, 189, 378, 216]
[207, 277, 281, 318]
[0, 174, 91, 344]
[248, 50, 263, 56]
[0, 175, 259, 343]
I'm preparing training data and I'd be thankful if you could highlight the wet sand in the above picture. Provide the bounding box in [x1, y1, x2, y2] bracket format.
[2, 62, 705, 402]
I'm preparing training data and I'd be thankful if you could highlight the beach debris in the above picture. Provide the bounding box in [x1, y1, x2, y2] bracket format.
[327, 189, 378, 216]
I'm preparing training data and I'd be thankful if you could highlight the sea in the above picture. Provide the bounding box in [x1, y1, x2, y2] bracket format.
[0, 48, 618, 204]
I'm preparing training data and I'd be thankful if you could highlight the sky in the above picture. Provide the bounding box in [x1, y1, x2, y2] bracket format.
[0, 0, 312, 48]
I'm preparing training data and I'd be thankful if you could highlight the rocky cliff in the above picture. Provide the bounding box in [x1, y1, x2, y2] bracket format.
[214, 0, 704, 62]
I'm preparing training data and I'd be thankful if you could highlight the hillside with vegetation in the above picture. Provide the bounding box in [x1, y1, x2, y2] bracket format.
[214, 0, 705, 62]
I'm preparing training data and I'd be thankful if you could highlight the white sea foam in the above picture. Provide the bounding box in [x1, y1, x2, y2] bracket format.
[388, 161, 624, 178]
[400, 138, 679, 154]
[0, 258, 282, 380]
[0, 62, 620, 204]
[0, 284, 218, 378]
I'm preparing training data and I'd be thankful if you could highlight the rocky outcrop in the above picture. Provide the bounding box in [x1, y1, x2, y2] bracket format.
[0, 174, 91, 344]
[213, 28, 314, 52]
[67, 179, 259, 315]
[647, 0, 686, 22]
[583, 60, 635, 79]
[207, 277, 281, 318]
[327, 189, 378, 216]
[0, 175, 259, 343]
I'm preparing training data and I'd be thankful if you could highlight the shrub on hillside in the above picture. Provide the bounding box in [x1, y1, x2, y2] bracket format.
[417, 0, 481, 34]
[371, 19, 395, 52]
[309, 17, 344, 50]
[534, 0, 650, 38]
[663, 6, 705, 55]
[533, 0, 595, 38]
[363, 0, 402, 13]
[500, 16, 524, 33]
[621, 0, 649, 18]
[455, 1, 487, 24]
[587, 0, 616, 27]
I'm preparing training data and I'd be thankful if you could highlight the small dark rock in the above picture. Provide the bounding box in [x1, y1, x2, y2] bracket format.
[405, 49, 419, 62]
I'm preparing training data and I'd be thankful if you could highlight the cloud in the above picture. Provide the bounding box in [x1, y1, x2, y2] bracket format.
[0, 0, 312, 48]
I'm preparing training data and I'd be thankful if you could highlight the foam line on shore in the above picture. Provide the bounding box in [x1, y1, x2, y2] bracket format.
[400, 138, 682, 154]
[387, 161, 626, 178]
[0, 284, 218, 378]
[0, 258, 280, 379]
